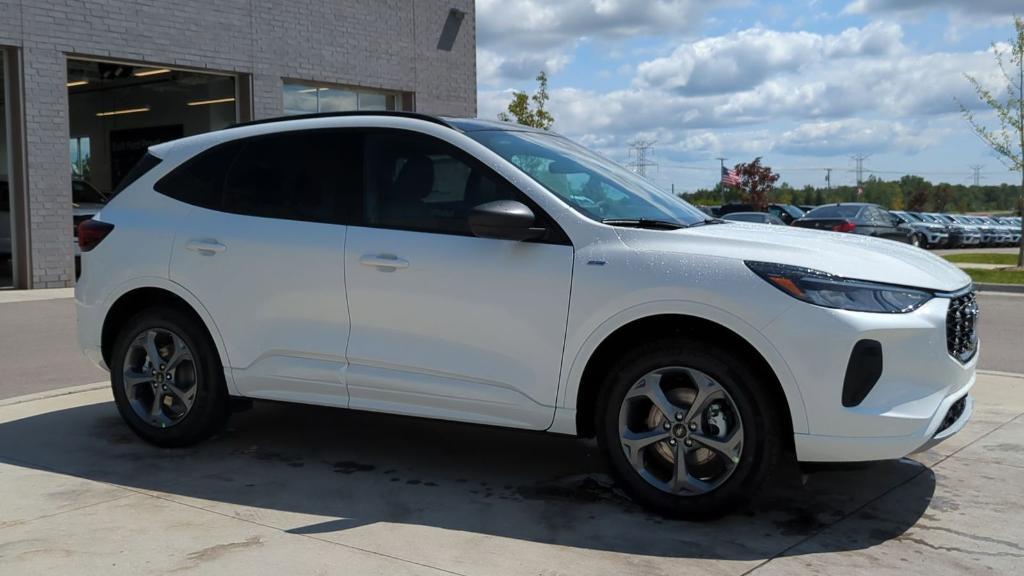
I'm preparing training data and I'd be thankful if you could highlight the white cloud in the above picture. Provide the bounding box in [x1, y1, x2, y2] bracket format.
[775, 119, 946, 156]
[476, 0, 737, 84]
[634, 22, 904, 95]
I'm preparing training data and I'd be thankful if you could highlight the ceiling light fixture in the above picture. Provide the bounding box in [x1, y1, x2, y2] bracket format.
[66, 80, 90, 88]
[132, 68, 171, 77]
[187, 97, 236, 107]
[95, 106, 151, 117]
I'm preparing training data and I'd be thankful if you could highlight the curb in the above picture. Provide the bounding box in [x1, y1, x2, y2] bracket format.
[978, 370, 1024, 381]
[975, 283, 1024, 294]
[0, 382, 109, 408]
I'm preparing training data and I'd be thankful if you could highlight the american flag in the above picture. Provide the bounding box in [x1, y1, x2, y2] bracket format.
[721, 166, 742, 187]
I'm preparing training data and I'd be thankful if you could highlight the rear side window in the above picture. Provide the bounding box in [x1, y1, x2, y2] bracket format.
[222, 131, 352, 224]
[112, 152, 162, 197]
[155, 141, 242, 210]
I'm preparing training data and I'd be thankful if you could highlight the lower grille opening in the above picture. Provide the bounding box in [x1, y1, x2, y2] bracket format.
[936, 396, 967, 435]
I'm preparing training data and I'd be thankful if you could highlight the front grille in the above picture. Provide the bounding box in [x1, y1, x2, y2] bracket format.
[936, 396, 967, 435]
[946, 290, 979, 363]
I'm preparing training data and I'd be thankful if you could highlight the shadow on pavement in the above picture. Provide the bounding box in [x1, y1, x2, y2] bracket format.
[0, 398, 935, 560]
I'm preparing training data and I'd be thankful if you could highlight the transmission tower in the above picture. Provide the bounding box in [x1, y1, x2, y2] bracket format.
[969, 164, 984, 187]
[851, 154, 871, 185]
[627, 139, 658, 178]
[825, 168, 833, 190]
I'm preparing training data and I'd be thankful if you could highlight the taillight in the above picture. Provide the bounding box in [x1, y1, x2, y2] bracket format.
[832, 221, 856, 233]
[78, 220, 115, 252]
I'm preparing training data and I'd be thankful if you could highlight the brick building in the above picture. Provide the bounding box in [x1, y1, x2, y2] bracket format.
[0, 0, 477, 288]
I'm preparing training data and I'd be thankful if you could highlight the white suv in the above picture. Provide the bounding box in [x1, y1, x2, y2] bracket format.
[76, 113, 977, 518]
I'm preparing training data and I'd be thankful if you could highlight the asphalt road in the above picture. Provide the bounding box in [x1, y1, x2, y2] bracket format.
[0, 293, 1020, 401]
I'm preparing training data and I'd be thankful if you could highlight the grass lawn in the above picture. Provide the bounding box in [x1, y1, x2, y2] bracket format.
[963, 268, 1024, 285]
[944, 253, 1020, 265]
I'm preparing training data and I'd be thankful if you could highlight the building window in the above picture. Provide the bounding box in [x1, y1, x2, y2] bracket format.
[1, 48, 12, 288]
[282, 80, 408, 115]
[67, 59, 239, 196]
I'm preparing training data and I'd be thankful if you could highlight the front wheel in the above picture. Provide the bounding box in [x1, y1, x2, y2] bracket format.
[110, 309, 229, 447]
[597, 339, 781, 519]
[910, 234, 923, 248]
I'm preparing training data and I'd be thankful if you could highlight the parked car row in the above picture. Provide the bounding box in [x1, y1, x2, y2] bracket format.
[704, 201, 1021, 249]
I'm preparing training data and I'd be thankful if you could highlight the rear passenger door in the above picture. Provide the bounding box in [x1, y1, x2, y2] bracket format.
[166, 130, 356, 405]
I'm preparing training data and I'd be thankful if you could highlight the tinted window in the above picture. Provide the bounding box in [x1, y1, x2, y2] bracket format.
[222, 131, 351, 224]
[806, 205, 864, 219]
[0, 181, 9, 212]
[112, 152, 162, 197]
[155, 141, 242, 210]
[363, 131, 518, 235]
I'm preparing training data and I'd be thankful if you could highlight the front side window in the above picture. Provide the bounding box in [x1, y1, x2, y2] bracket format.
[362, 132, 519, 235]
[465, 130, 706, 226]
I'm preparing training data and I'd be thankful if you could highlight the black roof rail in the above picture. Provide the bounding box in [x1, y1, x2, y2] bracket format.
[229, 111, 456, 130]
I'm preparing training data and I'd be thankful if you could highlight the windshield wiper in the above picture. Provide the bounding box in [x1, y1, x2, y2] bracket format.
[601, 218, 685, 230]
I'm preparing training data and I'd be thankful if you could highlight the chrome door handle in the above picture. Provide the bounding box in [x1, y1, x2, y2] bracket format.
[359, 254, 409, 270]
[186, 239, 227, 254]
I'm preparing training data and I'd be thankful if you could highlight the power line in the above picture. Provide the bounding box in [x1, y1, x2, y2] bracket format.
[627, 139, 658, 178]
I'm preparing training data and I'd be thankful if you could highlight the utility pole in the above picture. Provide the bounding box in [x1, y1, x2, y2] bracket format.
[627, 139, 657, 178]
[969, 164, 984, 187]
[716, 157, 728, 203]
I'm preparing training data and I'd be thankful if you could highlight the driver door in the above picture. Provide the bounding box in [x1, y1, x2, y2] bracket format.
[343, 130, 574, 429]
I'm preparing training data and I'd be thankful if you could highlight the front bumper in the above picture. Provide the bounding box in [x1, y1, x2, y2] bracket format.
[763, 295, 976, 462]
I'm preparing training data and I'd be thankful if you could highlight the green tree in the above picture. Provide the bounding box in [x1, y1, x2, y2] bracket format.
[498, 71, 555, 130]
[958, 16, 1024, 267]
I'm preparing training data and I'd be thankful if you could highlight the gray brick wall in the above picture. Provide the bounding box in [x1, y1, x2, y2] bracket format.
[0, 0, 476, 288]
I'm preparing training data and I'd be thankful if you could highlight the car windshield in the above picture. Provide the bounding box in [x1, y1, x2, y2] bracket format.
[805, 205, 863, 219]
[465, 130, 707, 226]
[899, 211, 922, 222]
[724, 213, 764, 223]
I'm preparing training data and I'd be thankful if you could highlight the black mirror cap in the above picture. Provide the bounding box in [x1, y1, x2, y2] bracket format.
[469, 200, 546, 241]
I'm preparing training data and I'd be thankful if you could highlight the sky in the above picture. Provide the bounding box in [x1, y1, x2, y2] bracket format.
[474, 0, 1022, 193]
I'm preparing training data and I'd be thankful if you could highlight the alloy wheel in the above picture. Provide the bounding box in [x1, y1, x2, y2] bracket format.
[617, 367, 744, 496]
[122, 328, 198, 428]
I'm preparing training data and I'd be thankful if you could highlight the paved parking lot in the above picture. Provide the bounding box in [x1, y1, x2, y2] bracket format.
[1, 372, 1022, 575]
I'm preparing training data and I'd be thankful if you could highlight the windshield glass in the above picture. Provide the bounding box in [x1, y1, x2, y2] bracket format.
[465, 130, 707, 226]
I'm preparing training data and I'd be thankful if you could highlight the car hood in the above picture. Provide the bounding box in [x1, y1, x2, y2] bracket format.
[615, 222, 970, 292]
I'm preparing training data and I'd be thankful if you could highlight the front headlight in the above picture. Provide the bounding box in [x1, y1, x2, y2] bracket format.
[745, 261, 933, 313]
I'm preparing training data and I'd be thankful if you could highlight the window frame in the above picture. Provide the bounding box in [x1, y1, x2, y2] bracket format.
[351, 128, 572, 246]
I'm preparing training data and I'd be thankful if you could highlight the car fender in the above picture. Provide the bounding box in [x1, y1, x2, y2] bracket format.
[556, 299, 810, 435]
[100, 276, 239, 396]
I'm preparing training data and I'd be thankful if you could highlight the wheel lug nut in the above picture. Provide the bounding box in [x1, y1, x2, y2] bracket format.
[675, 412, 683, 421]
[684, 439, 693, 447]
[663, 422, 671, 430]
[688, 422, 697, 431]
[668, 439, 677, 446]
[159, 365, 166, 371]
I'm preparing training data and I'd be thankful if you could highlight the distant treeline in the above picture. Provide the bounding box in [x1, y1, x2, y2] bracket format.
[682, 175, 1023, 214]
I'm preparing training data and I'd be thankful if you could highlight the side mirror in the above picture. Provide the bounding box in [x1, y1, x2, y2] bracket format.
[469, 200, 546, 241]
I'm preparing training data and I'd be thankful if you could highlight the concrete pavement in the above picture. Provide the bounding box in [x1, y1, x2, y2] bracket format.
[1, 372, 1022, 575]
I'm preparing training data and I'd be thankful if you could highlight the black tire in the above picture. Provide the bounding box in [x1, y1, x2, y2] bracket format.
[910, 234, 923, 248]
[596, 338, 781, 519]
[110, 308, 229, 447]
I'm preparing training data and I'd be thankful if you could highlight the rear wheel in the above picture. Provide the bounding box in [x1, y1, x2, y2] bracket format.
[597, 339, 781, 519]
[110, 309, 229, 447]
